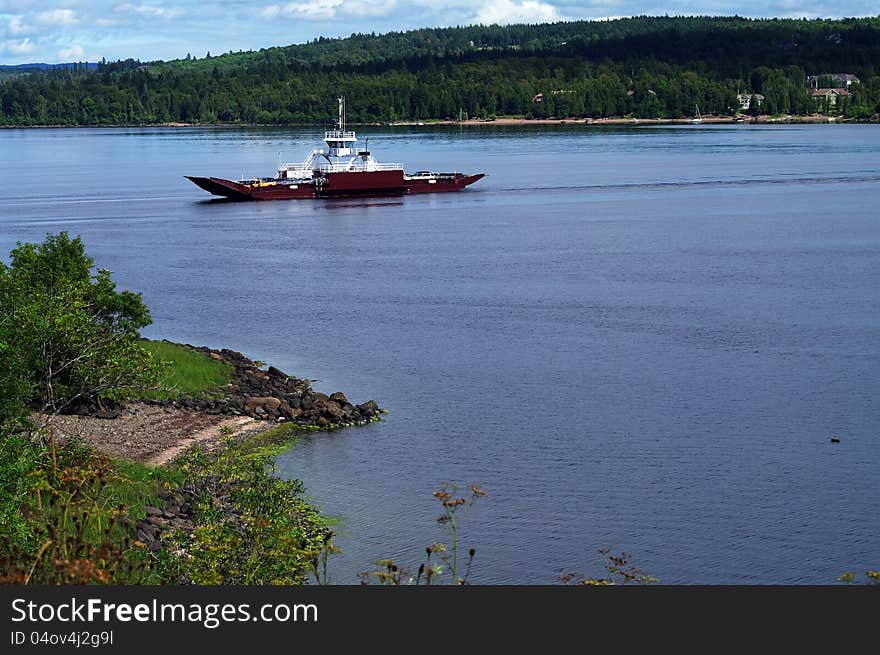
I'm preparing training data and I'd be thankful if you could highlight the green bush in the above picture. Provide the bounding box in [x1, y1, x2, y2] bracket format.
[0, 233, 158, 422]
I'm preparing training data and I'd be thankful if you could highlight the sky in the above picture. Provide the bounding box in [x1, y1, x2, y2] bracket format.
[0, 1, 876, 65]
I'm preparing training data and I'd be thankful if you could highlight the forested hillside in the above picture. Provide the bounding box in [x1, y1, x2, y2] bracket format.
[2, 16, 879, 125]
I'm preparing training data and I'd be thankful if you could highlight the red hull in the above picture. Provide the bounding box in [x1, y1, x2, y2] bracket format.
[187, 172, 484, 201]
[327, 169, 406, 193]
[406, 173, 485, 193]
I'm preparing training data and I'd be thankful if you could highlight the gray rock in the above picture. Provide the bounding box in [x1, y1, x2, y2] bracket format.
[322, 400, 345, 420]
[245, 396, 281, 411]
[357, 400, 380, 415]
[267, 366, 286, 379]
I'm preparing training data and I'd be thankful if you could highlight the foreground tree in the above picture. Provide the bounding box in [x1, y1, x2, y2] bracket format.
[0, 233, 158, 462]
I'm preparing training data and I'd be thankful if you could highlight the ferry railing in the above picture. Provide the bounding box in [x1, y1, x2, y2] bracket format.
[315, 163, 403, 172]
[278, 162, 404, 175]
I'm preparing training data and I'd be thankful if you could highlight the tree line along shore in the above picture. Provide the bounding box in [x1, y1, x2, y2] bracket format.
[2, 16, 880, 126]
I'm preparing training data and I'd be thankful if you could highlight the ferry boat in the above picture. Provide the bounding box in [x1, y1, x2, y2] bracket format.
[186, 97, 485, 200]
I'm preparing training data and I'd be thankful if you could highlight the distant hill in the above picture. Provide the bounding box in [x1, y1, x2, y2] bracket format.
[0, 62, 98, 72]
[0, 62, 98, 83]
[1, 17, 878, 125]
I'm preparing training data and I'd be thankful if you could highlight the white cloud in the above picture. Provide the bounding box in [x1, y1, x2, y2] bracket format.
[59, 44, 84, 59]
[6, 37, 36, 54]
[259, 0, 395, 21]
[261, 1, 342, 21]
[36, 9, 79, 26]
[348, 0, 397, 17]
[117, 4, 184, 19]
[474, 0, 564, 25]
[8, 16, 26, 34]
[298, 1, 343, 20]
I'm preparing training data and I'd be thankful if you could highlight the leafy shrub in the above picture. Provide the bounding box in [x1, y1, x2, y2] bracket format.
[0, 233, 158, 423]
[158, 439, 330, 585]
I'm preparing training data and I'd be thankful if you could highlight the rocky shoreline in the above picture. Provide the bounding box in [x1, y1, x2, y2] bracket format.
[70, 342, 383, 430]
[135, 489, 196, 554]
[144, 344, 382, 428]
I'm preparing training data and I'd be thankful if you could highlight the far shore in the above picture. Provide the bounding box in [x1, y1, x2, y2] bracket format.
[0, 114, 870, 130]
[389, 114, 863, 126]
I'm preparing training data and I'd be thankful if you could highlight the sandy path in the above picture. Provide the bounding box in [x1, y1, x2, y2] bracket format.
[144, 415, 257, 466]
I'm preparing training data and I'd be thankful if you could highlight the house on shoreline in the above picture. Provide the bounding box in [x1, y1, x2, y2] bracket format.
[811, 88, 851, 107]
[736, 93, 764, 111]
[805, 72, 858, 111]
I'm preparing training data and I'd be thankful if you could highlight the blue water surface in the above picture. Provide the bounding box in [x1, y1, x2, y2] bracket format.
[1, 123, 877, 583]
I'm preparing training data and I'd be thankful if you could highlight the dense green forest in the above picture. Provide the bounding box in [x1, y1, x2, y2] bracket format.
[2, 16, 880, 125]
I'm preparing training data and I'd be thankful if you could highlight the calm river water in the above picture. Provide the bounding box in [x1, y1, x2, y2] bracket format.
[1, 123, 878, 583]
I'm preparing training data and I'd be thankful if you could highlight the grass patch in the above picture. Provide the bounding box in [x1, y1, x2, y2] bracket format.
[139, 340, 233, 400]
[104, 456, 185, 514]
